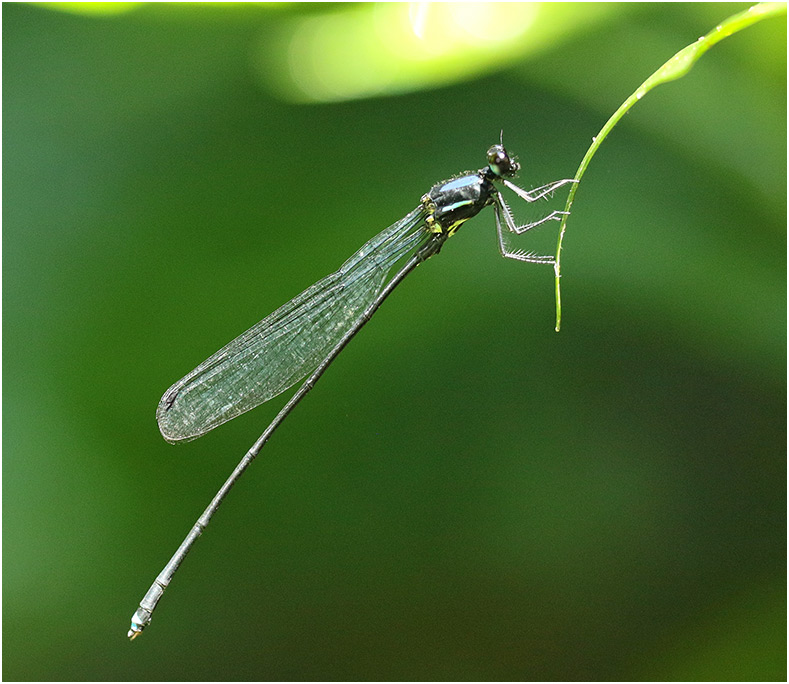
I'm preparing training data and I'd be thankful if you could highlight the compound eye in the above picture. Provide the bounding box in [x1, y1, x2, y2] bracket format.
[487, 145, 507, 167]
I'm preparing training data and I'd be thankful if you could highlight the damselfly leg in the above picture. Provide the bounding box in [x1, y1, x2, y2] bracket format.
[501, 177, 577, 203]
[494, 178, 578, 264]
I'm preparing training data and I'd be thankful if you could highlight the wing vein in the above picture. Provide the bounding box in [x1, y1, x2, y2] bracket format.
[157, 207, 429, 442]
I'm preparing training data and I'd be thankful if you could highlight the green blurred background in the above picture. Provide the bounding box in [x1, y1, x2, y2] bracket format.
[4, 2, 785, 680]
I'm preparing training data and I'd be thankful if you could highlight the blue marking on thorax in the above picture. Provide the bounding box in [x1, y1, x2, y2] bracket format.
[441, 175, 480, 192]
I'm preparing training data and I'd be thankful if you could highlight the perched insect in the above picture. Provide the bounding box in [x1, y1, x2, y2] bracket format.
[129, 142, 577, 639]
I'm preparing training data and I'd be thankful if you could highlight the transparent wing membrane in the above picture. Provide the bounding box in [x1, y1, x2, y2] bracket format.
[157, 207, 429, 442]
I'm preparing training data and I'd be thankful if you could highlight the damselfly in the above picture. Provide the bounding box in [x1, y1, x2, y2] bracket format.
[128, 143, 577, 639]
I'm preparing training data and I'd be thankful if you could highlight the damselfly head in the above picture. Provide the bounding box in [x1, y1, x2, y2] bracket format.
[486, 144, 520, 178]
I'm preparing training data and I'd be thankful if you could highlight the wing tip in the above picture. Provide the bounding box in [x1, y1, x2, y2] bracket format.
[156, 386, 193, 444]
